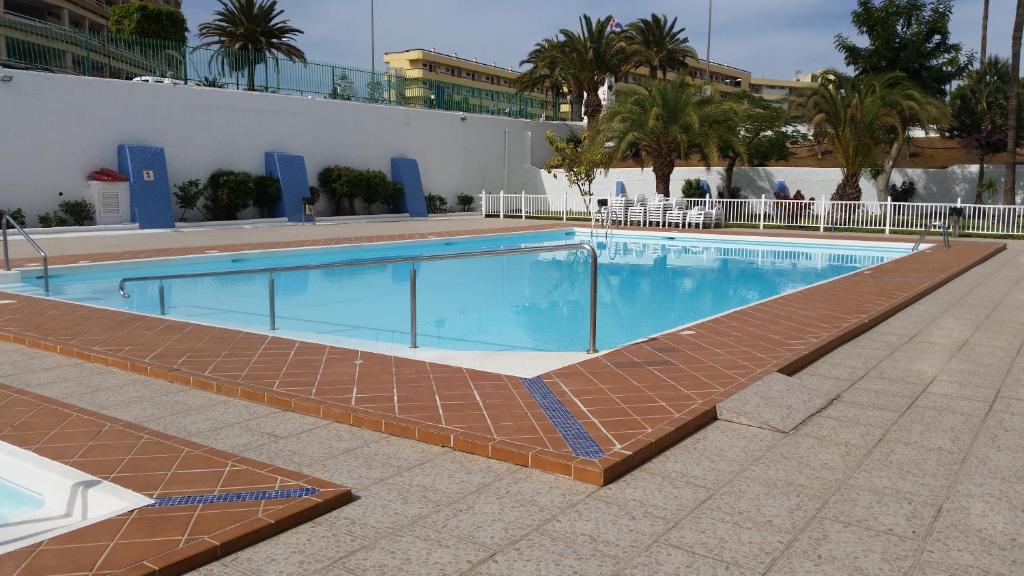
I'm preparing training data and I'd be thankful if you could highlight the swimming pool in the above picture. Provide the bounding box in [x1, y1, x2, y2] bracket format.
[0, 441, 152, 554]
[5, 229, 914, 369]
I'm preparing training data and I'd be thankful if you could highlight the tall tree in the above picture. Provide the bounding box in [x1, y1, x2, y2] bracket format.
[600, 78, 725, 196]
[196, 0, 305, 92]
[109, 1, 188, 44]
[981, 0, 990, 61]
[1006, 0, 1024, 205]
[801, 71, 944, 202]
[559, 15, 632, 122]
[835, 0, 969, 200]
[947, 57, 1021, 203]
[717, 93, 799, 198]
[516, 38, 570, 121]
[625, 13, 697, 80]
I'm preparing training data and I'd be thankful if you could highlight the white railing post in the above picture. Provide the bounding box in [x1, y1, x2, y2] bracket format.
[499, 189, 505, 219]
[885, 195, 892, 235]
[521, 190, 526, 220]
[818, 198, 826, 232]
[759, 194, 766, 230]
[562, 192, 568, 221]
[480, 189, 486, 217]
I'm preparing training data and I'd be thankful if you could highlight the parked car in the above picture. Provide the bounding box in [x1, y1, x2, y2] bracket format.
[131, 76, 183, 85]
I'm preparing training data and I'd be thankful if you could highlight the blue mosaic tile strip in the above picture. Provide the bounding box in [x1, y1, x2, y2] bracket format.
[146, 487, 319, 508]
[519, 376, 606, 460]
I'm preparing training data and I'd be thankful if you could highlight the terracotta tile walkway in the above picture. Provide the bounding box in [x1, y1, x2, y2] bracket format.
[0, 385, 351, 576]
[0, 227, 1005, 485]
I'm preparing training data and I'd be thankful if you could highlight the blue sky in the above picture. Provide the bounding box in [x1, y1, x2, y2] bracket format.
[181, 1, 1016, 79]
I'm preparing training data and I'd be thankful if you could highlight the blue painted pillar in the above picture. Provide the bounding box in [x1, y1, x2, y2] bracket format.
[390, 157, 428, 217]
[117, 145, 174, 229]
[265, 152, 310, 222]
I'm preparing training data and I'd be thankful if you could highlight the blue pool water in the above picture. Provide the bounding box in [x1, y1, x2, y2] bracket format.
[0, 478, 44, 524]
[12, 230, 910, 353]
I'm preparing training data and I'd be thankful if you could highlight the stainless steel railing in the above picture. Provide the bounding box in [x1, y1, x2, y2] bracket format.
[2, 214, 49, 294]
[912, 221, 950, 251]
[119, 243, 600, 353]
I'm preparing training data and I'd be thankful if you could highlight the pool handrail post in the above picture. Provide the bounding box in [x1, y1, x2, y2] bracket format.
[2, 213, 49, 294]
[118, 243, 600, 355]
[759, 194, 765, 230]
[818, 198, 826, 233]
[563, 192, 568, 222]
[521, 190, 526, 220]
[885, 195, 892, 235]
[158, 281, 166, 315]
[499, 190, 505, 219]
[409, 266, 417, 348]
[480, 189, 486, 217]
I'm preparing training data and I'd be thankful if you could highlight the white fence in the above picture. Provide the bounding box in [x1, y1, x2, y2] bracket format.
[480, 191, 1024, 236]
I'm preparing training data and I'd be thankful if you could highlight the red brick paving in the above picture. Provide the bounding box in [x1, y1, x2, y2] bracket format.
[0, 384, 351, 576]
[0, 227, 1005, 484]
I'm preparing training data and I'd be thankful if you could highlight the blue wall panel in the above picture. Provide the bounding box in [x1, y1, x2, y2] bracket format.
[117, 145, 174, 229]
[265, 152, 310, 222]
[390, 158, 428, 218]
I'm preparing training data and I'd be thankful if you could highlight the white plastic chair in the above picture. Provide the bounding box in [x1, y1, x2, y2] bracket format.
[626, 194, 647, 226]
[665, 198, 688, 228]
[686, 209, 705, 228]
[608, 196, 631, 226]
[701, 208, 724, 229]
[646, 197, 669, 227]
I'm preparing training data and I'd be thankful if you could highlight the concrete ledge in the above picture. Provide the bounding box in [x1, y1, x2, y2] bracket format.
[717, 372, 842, 433]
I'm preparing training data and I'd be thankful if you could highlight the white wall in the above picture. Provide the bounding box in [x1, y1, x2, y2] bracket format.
[0, 68, 574, 222]
[534, 164, 1024, 205]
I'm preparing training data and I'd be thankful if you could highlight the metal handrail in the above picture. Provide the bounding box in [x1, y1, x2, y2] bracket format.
[912, 221, 950, 252]
[2, 214, 49, 294]
[119, 243, 600, 353]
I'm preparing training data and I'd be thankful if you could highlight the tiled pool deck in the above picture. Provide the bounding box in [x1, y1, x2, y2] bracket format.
[0, 385, 351, 576]
[0, 223, 1004, 484]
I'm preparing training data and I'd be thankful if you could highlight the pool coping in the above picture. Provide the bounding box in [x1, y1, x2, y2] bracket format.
[0, 385, 353, 575]
[0, 224, 1006, 485]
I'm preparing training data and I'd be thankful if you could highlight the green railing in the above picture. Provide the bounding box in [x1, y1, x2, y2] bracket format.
[0, 13, 551, 119]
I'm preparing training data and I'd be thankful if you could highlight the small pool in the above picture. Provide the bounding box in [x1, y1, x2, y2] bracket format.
[4, 229, 914, 373]
[0, 441, 153, 554]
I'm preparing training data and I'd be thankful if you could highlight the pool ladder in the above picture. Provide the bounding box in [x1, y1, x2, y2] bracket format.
[118, 243, 601, 354]
[912, 221, 951, 252]
[2, 213, 49, 294]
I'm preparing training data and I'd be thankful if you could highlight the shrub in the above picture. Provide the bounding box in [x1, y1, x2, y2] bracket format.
[716, 184, 742, 199]
[205, 170, 254, 221]
[892, 180, 917, 203]
[456, 193, 474, 212]
[318, 166, 362, 215]
[58, 200, 96, 226]
[173, 179, 206, 221]
[681, 178, 706, 199]
[250, 175, 282, 218]
[360, 170, 402, 212]
[108, 1, 187, 43]
[37, 211, 68, 228]
[0, 208, 27, 227]
[425, 194, 448, 214]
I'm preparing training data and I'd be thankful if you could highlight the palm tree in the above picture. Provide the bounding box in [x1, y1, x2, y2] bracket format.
[600, 78, 725, 196]
[559, 15, 632, 122]
[516, 38, 570, 121]
[196, 0, 306, 92]
[625, 13, 698, 80]
[1005, 0, 1024, 205]
[981, 0, 990, 60]
[801, 71, 943, 201]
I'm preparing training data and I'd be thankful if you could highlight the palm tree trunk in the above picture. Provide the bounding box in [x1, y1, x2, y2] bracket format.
[652, 153, 675, 197]
[1006, 0, 1024, 205]
[583, 91, 603, 123]
[723, 156, 738, 199]
[981, 0, 990, 61]
[246, 60, 256, 91]
[874, 138, 903, 202]
[976, 154, 986, 204]
[833, 174, 862, 202]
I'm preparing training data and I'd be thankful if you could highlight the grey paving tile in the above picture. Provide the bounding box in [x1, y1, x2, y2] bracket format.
[658, 505, 793, 573]
[847, 442, 962, 504]
[820, 484, 940, 540]
[768, 552, 863, 576]
[816, 401, 901, 429]
[540, 498, 672, 559]
[907, 564, 962, 576]
[926, 377, 1001, 403]
[224, 518, 369, 576]
[317, 483, 448, 540]
[913, 392, 990, 416]
[787, 519, 919, 576]
[717, 372, 841, 433]
[239, 410, 327, 437]
[471, 532, 619, 576]
[389, 451, 507, 502]
[344, 436, 449, 469]
[591, 469, 711, 520]
[705, 473, 832, 533]
[991, 396, 1024, 415]
[182, 561, 248, 575]
[301, 451, 403, 489]
[188, 423, 280, 453]
[327, 526, 491, 576]
[254, 423, 381, 461]
[839, 387, 917, 413]
[485, 467, 595, 510]
[795, 414, 888, 448]
[885, 406, 984, 455]
[621, 542, 757, 576]
[920, 522, 1024, 576]
[419, 490, 553, 549]
[770, 433, 869, 477]
[644, 449, 755, 490]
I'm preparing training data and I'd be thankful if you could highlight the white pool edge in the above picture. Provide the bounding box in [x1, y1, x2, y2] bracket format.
[0, 441, 153, 555]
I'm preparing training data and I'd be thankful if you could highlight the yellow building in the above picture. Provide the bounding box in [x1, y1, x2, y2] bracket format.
[619, 57, 751, 93]
[750, 72, 821, 103]
[383, 48, 554, 119]
[1, 0, 181, 34]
